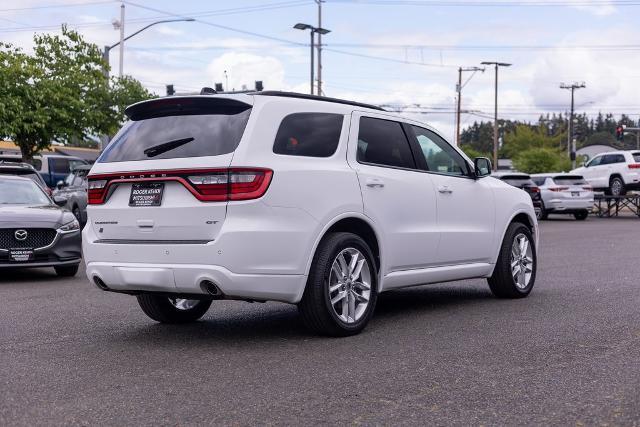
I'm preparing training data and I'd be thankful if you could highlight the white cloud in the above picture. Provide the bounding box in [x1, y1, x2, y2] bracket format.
[207, 52, 286, 91]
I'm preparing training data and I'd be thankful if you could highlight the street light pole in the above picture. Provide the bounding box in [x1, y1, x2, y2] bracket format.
[294, 23, 330, 95]
[481, 61, 511, 171]
[316, 0, 323, 95]
[102, 17, 195, 81]
[118, 3, 125, 78]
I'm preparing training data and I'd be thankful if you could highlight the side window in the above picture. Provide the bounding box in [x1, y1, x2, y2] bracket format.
[410, 126, 469, 176]
[49, 158, 70, 174]
[273, 113, 344, 157]
[356, 117, 416, 169]
[614, 154, 625, 163]
[588, 156, 602, 167]
[32, 159, 42, 170]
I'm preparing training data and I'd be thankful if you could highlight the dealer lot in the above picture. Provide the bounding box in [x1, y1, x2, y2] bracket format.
[1, 217, 639, 425]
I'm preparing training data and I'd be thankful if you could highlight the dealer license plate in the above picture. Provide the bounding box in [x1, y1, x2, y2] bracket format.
[129, 182, 164, 207]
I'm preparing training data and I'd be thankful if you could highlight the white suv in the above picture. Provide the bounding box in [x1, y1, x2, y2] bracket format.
[571, 150, 640, 196]
[83, 91, 538, 336]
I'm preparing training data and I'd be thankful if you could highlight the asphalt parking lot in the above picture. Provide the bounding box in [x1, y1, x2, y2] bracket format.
[1, 216, 640, 426]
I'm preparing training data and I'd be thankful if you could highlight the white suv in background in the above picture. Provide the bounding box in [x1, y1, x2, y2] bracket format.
[84, 91, 538, 336]
[571, 150, 640, 196]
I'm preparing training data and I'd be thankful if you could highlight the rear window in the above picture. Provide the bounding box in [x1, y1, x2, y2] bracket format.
[503, 178, 535, 187]
[98, 109, 251, 163]
[553, 176, 586, 185]
[273, 113, 343, 157]
[532, 177, 547, 186]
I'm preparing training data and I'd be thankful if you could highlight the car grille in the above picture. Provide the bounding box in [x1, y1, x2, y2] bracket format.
[0, 228, 57, 249]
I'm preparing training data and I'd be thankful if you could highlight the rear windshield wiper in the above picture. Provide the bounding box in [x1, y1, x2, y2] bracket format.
[143, 137, 195, 158]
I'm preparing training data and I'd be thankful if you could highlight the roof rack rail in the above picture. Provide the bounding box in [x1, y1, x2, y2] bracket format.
[251, 91, 385, 111]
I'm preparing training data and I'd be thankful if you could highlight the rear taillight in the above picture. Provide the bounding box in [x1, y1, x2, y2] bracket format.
[529, 186, 540, 193]
[88, 168, 272, 205]
[88, 179, 108, 204]
[582, 185, 593, 191]
[628, 163, 640, 169]
[549, 186, 569, 192]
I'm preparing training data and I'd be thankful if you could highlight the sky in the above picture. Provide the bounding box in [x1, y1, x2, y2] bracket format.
[2, 0, 640, 141]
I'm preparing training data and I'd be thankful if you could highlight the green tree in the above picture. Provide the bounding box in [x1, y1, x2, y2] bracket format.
[512, 148, 571, 174]
[500, 124, 565, 159]
[0, 26, 154, 161]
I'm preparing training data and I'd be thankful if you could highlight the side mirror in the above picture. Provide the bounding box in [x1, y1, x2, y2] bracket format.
[56, 180, 65, 190]
[53, 196, 67, 207]
[474, 157, 492, 178]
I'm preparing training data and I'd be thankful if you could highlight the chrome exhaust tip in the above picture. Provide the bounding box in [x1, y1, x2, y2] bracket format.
[200, 280, 221, 296]
[93, 276, 109, 291]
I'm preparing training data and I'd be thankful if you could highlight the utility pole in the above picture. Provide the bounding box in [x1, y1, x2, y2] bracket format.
[316, 0, 323, 95]
[455, 66, 484, 146]
[481, 61, 511, 170]
[118, 3, 125, 77]
[560, 82, 586, 169]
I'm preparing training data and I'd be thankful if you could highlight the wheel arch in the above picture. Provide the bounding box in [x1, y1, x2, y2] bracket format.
[492, 209, 538, 268]
[304, 213, 382, 278]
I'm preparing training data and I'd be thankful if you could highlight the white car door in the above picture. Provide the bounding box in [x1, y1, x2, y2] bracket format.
[581, 155, 607, 188]
[347, 113, 439, 273]
[406, 125, 495, 265]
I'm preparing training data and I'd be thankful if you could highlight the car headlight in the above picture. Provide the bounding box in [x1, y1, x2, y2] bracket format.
[59, 219, 80, 233]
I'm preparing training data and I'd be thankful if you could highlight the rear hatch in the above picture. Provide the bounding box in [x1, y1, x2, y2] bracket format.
[87, 96, 255, 242]
[551, 175, 592, 199]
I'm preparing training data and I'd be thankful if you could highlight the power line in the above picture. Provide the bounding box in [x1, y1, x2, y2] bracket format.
[327, 0, 640, 7]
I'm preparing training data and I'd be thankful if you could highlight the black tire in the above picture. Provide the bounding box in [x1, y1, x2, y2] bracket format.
[298, 232, 378, 337]
[136, 294, 212, 323]
[54, 264, 79, 277]
[573, 210, 589, 220]
[487, 222, 537, 299]
[537, 202, 548, 220]
[607, 176, 626, 196]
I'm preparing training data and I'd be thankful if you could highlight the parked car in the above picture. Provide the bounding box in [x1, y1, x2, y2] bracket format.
[84, 91, 538, 336]
[0, 161, 52, 196]
[0, 153, 88, 188]
[531, 173, 594, 220]
[492, 172, 543, 219]
[52, 164, 91, 224]
[0, 175, 81, 276]
[571, 150, 640, 196]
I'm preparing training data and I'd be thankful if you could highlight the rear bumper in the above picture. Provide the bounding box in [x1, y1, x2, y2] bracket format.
[546, 198, 593, 212]
[86, 261, 307, 303]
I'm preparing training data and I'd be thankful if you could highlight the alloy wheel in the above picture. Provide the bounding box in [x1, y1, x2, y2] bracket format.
[168, 298, 200, 311]
[510, 233, 534, 289]
[328, 248, 372, 324]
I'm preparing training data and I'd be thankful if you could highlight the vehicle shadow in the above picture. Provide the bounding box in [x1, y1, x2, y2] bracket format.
[114, 281, 494, 345]
[0, 267, 61, 284]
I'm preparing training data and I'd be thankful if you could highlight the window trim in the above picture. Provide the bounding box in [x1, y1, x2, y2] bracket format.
[355, 116, 419, 171]
[405, 124, 475, 179]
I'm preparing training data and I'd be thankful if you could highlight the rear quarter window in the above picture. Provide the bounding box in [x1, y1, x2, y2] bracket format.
[273, 113, 344, 157]
[632, 153, 640, 162]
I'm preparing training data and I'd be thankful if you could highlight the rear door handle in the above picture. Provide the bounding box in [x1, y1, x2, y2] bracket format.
[366, 178, 385, 188]
[438, 185, 453, 194]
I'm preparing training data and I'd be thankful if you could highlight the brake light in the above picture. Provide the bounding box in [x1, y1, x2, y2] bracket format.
[628, 163, 640, 169]
[529, 186, 540, 193]
[87, 168, 272, 204]
[582, 185, 593, 191]
[549, 186, 569, 192]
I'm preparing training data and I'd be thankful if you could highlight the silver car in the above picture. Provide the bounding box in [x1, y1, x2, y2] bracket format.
[52, 165, 90, 224]
[531, 173, 594, 220]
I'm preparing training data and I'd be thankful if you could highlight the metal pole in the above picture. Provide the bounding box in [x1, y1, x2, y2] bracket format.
[310, 30, 315, 95]
[493, 64, 498, 171]
[118, 3, 125, 77]
[317, 0, 323, 95]
[455, 67, 462, 146]
[637, 131, 639, 150]
[568, 87, 574, 158]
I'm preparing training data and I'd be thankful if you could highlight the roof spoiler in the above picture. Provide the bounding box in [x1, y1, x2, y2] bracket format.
[125, 97, 252, 121]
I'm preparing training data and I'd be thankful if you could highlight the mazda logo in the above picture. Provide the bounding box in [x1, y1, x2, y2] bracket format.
[14, 229, 28, 241]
